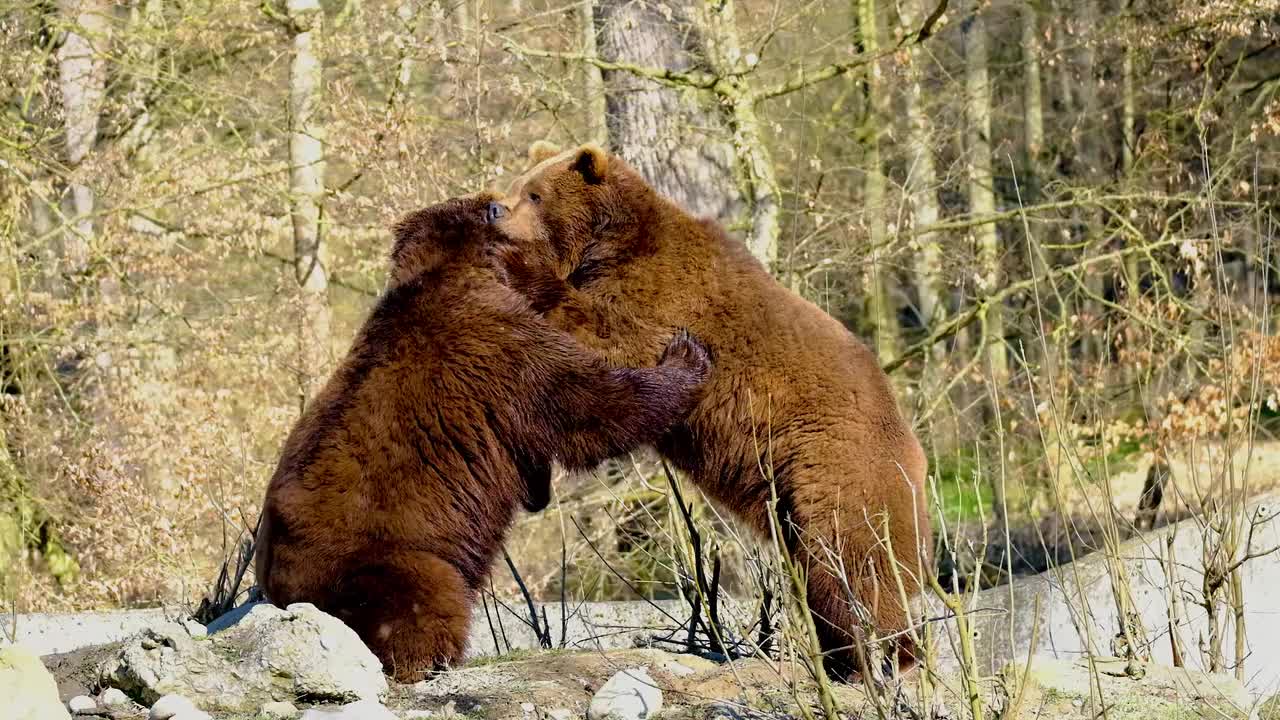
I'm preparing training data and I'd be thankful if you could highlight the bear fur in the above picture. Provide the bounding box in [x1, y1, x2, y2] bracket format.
[254, 193, 712, 682]
[488, 143, 932, 680]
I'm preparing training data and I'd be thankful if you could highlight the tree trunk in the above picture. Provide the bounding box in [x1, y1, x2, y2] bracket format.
[1077, 0, 1102, 179]
[1021, 0, 1045, 180]
[287, 0, 331, 406]
[391, 2, 417, 107]
[1052, 0, 1076, 118]
[1076, 0, 1107, 364]
[1121, 39, 1142, 292]
[55, 0, 109, 288]
[963, 3, 1008, 390]
[595, 0, 742, 224]
[118, 0, 164, 159]
[1019, 0, 1051, 351]
[580, 0, 607, 145]
[694, 1, 781, 271]
[857, 0, 898, 366]
[902, 0, 946, 367]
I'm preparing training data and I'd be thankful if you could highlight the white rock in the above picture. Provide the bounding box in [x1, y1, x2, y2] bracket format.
[588, 668, 663, 720]
[170, 712, 213, 720]
[653, 657, 697, 677]
[179, 617, 208, 638]
[300, 700, 399, 719]
[149, 694, 199, 719]
[248, 603, 387, 701]
[101, 603, 387, 712]
[260, 700, 300, 719]
[205, 600, 264, 634]
[0, 645, 72, 720]
[100, 688, 131, 707]
[68, 695, 97, 712]
[542, 709, 576, 720]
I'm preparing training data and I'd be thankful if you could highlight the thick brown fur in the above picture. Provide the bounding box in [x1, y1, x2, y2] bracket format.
[254, 194, 712, 683]
[489, 146, 933, 681]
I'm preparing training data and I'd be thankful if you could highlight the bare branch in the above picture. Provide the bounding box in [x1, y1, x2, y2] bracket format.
[499, 38, 721, 92]
[885, 235, 1188, 374]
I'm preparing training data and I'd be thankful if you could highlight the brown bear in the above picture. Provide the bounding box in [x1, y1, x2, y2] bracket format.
[487, 143, 932, 680]
[254, 193, 712, 682]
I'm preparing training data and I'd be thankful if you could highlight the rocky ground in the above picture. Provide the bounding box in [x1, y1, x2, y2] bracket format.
[8, 490, 1280, 720]
[4, 598, 1274, 720]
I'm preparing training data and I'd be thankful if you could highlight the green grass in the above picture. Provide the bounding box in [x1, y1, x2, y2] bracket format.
[930, 450, 989, 525]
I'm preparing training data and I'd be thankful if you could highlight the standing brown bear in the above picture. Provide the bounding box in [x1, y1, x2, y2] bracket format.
[488, 143, 932, 679]
[255, 193, 712, 682]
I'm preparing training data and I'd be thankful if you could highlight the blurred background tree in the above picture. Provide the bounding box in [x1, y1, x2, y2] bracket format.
[1, 0, 1278, 611]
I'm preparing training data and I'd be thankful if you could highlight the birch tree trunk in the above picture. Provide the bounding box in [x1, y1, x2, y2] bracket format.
[963, 2, 1008, 388]
[857, 0, 898, 365]
[287, 0, 331, 405]
[595, 0, 742, 224]
[580, 0, 607, 145]
[55, 0, 109, 288]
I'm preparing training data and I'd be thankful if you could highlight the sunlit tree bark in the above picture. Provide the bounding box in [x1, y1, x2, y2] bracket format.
[286, 0, 331, 405]
[694, 0, 781, 271]
[595, 0, 743, 224]
[857, 0, 898, 365]
[580, 0, 607, 145]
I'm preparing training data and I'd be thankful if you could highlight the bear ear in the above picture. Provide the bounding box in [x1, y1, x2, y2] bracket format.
[571, 144, 608, 185]
[527, 140, 563, 166]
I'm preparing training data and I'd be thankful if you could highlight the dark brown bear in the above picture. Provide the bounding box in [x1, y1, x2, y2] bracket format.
[488, 143, 932, 680]
[254, 193, 712, 682]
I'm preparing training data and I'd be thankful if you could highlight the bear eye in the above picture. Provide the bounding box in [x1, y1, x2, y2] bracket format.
[528, 192, 541, 204]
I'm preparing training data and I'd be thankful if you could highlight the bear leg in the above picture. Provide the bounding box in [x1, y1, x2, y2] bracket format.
[795, 521, 924, 682]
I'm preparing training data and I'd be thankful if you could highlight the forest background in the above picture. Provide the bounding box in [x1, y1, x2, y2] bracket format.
[1, 0, 1278, 626]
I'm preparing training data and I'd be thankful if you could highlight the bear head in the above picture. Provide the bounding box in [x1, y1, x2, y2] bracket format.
[486, 142, 657, 287]
[389, 192, 508, 287]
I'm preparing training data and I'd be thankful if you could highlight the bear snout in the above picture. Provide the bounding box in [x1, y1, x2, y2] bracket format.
[486, 201, 507, 224]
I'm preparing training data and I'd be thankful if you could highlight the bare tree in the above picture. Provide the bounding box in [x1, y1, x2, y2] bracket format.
[391, 2, 418, 108]
[55, 0, 109, 289]
[857, 0, 898, 365]
[962, 1, 1007, 386]
[1021, 0, 1045, 176]
[692, 0, 781, 270]
[902, 0, 947, 369]
[286, 0, 331, 405]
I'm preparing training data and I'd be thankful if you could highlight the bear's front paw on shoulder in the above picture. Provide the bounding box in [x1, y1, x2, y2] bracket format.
[659, 329, 712, 379]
